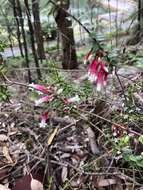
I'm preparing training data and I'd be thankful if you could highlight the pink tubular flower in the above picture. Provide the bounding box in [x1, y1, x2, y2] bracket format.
[63, 107, 70, 113]
[88, 59, 108, 91]
[35, 95, 53, 106]
[64, 95, 80, 104]
[102, 66, 108, 87]
[39, 112, 49, 128]
[29, 83, 49, 94]
[88, 60, 100, 82]
[84, 49, 93, 64]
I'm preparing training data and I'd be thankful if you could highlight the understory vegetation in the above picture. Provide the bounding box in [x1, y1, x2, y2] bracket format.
[0, 0, 143, 190]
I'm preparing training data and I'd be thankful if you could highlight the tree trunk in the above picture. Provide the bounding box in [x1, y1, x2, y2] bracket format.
[24, 0, 42, 80]
[55, 0, 78, 69]
[32, 0, 45, 60]
[138, 0, 143, 31]
[13, 0, 24, 57]
[16, 0, 32, 82]
[126, 0, 143, 45]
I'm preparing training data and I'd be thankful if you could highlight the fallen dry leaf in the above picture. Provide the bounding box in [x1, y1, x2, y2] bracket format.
[12, 173, 44, 190]
[96, 178, 117, 187]
[48, 127, 58, 146]
[0, 135, 8, 142]
[86, 127, 100, 154]
[134, 92, 143, 104]
[3, 146, 13, 164]
[31, 178, 43, 190]
[0, 168, 9, 182]
[61, 166, 68, 183]
[12, 175, 31, 190]
[0, 184, 11, 190]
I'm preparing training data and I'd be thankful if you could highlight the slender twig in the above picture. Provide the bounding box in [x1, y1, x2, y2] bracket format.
[115, 67, 128, 103]
[76, 107, 141, 136]
[1, 72, 28, 87]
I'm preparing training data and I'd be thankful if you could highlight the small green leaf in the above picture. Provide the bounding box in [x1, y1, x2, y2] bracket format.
[139, 135, 143, 144]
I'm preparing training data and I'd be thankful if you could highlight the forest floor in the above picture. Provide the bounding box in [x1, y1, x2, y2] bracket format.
[0, 0, 143, 189]
[0, 42, 143, 189]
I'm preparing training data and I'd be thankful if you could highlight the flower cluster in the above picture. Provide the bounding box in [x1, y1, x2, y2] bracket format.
[29, 83, 80, 128]
[29, 83, 54, 106]
[84, 50, 109, 91]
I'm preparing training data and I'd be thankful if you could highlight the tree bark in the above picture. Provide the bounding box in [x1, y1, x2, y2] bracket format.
[12, 0, 24, 57]
[126, 0, 143, 45]
[15, 0, 32, 82]
[55, 0, 78, 69]
[32, 0, 45, 60]
[24, 0, 42, 80]
[138, 0, 143, 31]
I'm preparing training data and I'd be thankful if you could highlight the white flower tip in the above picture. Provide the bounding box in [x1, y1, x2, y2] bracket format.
[112, 67, 116, 76]
[28, 83, 34, 87]
[35, 100, 40, 106]
[103, 81, 107, 86]
[104, 67, 109, 73]
[28, 83, 35, 90]
[88, 54, 92, 60]
[97, 57, 101, 61]
[57, 88, 63, 94]
[88, 73, 97, 83]
[39, 121, 46, 128]
[96, 83, 102, 92]
[68, 95, 80, 103]
[113, 132, 117, 137]
[74, 95, 80, 102]
[84, 60, 87, 65]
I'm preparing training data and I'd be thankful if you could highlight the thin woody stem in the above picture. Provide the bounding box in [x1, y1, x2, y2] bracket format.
[115, 67, 128, 104]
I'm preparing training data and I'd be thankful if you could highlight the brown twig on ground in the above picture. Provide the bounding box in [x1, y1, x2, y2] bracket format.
[77, 108, 142, 136]
[86, 126, 100, 155]
[1, 72, 28, 87]
[115, 68, 128, 103]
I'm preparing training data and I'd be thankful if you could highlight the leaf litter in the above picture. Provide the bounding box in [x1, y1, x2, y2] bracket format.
[0, 73, 142, 190]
